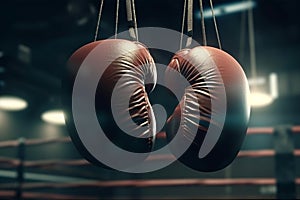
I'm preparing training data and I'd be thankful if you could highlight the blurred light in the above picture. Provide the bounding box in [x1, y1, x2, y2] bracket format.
[77, 17, 88, 26]
[201, 0, 256, 18]
[0, 51, 3, 58]
[0, 96, 28, 111]
[249, 92, 273, 107]
[0, 81, 5, 87]
[248, 73, 279, 108]
[248, 76, 266, 86]
[269, 73, 278, 98]
[41, 110, 65, 125]
[223, 1, 256, 13]
[260, 185, 276, 195]
[0, 67, 5, 73]
[18, 44, 31, 64]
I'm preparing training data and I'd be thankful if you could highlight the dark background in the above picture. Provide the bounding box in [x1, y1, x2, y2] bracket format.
[0, 0, 300, 199]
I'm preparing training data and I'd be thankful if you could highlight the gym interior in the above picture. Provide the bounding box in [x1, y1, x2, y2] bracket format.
[1, 0, 300, 199]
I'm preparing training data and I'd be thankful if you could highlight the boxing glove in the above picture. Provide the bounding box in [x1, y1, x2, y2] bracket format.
[165, 46, 250, 172]
[63, 39, 157, 169]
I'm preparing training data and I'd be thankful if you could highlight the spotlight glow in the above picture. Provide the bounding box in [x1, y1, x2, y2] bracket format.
[0, 96, 28, 111]
[250, 92, 273, 108]
[201, 0, 257, 18]
[248, 77, 266, 86]
[269, 73, 278, 98]
[41, 110, 65, 125]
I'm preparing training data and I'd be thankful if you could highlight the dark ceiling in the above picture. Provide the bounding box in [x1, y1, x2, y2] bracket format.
[1, 0, 300, 79]
[1, 0, 300, 117]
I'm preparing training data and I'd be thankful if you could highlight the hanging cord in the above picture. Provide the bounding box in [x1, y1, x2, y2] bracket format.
[209, 0, 222, 49]
[131, 0, 139, 41]
[239, 7, 246, 61]
[180, 0, 187, 50]
[126, 0, 139, 41]
[94, 0, 105, 41]
[248, 3, 257, 78]
[185, 0, 193, 47]
[199, 0, 207, 46]
[126, 0, 136, 40]
[114, 0, 120, 39]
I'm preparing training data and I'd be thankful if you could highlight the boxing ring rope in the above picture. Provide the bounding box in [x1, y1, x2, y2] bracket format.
[1, 149, 300, 170]
[0, 178, 295, 190]
[0, 137, 71, 149]
[0, 131, 286, 170]
[0, 178, 297, 199]
[0, 126, 299, 149]
[0, 149, 299, 170]
[0, 126, 299, 169]
[0, 126, 300, 199]
[0, 190, 98, 200]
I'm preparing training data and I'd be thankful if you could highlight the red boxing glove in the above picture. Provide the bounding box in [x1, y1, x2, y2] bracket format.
[64, 39, 157, 169]
[165, 46, 250, 172]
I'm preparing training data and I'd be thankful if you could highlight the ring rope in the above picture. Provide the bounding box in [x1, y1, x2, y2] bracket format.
[0, 191, 279, 200]
[1, 149, 300, 169]
[0, 190, 98, 200]
[2, 178, 300, 190]
[0, 126, 300, 149]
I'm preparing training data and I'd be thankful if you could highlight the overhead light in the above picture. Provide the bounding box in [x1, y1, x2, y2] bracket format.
[249, 92, 273, 107]
[222, 1, 256, 14]
[201, 0, 257, 18]
[269, 73, 278, 98]
[41, 109, 65, 125]
[0, 67, 5, 74]
[0, 96, 28, 111]
[248, 76, 266, 86]
[244, 2, 274, 109]
[248, 73, 279, 108]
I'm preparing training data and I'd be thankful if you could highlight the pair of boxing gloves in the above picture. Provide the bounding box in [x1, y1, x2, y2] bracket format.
[64, 39, 250, 172]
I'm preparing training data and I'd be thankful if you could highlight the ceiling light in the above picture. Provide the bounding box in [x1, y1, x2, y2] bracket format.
[269, 73, 278, 98]
[249, 92, 273, 108]
[41, 110, 65, 125]
[0, 96, 28, 111]
[248, 73, 279, 108]
[201, 0, 257, 18]
[0, 67, 5, 73]
[248, 76, 266, 86]
[223, 1, 256, 14]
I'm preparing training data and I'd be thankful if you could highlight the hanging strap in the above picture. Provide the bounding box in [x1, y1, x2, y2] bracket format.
[248, 4, 257, 78]
[131, 0, 139, 41]
[94, 0, 105, 41]
[126, 0, 139, 41]
[185, 0, 193, 47]
[239, 9, 246, 61]
[179, 0, 187, 50]
[126, 0, 137, 40]
[114, 0, 120, 39]
[94, 0, 138, 41]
